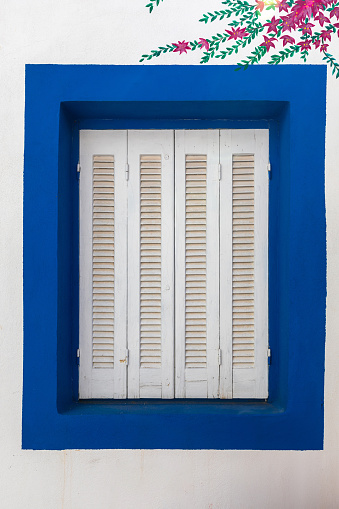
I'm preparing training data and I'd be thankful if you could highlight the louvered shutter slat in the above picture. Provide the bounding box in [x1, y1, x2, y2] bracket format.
[140, 155, 162, 369]
[232, 154, 255, 368]
[185, 155, 207, 369]
[92, 155, 115, 369]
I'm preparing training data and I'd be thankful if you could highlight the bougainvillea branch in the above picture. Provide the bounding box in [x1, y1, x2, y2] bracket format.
[141, 0, 339, 77]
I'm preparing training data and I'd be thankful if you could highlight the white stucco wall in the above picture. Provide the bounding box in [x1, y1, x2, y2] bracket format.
[1, 1, 339, 507]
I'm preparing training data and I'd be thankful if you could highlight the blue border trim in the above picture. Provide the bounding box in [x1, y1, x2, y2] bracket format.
[23, 65, 326, 450]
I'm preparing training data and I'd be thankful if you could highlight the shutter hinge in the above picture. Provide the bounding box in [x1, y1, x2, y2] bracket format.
[77, 162, 81, 180]
[77, 348, 80, 366]
[268, 347, 271, 365]
[218, 163, 222, 181]
[125, 163, 129, 181]
[218, 348, 222, 366]
[267, 162, 272, 180]
[126, 349, 129, 366]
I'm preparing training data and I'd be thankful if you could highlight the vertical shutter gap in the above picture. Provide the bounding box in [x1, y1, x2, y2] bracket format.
[232, 154, 255, 368]
[140, 155, 162, 369]
[185, 155, 207, 368]
[92, 155, 115, 368]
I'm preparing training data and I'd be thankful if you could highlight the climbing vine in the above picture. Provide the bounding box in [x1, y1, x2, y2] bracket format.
[141, 0, 339, 77]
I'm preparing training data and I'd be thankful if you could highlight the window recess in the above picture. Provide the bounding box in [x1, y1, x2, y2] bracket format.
[79, 129, 269, 400]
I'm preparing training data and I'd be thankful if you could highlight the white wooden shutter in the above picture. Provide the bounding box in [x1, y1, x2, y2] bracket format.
[79, 128, 268, 400]
[127, 130, 175, 398]
[79, 130, 128, 399]
[175, 130, 220, 398]
[220, 129, 269, 399]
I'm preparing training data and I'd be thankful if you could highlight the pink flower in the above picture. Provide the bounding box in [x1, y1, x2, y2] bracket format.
[301, 22, 315, 35]
[260, 35, 277, 51]
[264, 16, 281, 34]
[281, 15, 297, 32]
[314, 39, 321, 48]
[256, 0, 266, 12]
[315, 13, 330, 26]
[330, 6, 339, 20]
[173, 41, 191, 55]
[280, 34, 296, 46]
[198, 38, 209, 51]
[321, 30, 332, 41]
[298, 40, 312, 50]
[292, 0, 322, 21]
[320, 43, 329, 51]
[276, 0, 289, 12]
[225, 27, 249, 40]
[333, 23, 339, 36]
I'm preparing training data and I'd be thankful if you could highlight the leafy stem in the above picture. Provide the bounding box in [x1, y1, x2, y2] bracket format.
[139, 44, 175, 62]
[200, 2, 256, 23]
[268, 44, 301, 64]
[323, 51, 339, 77]
[146, 0, 163, 13]
[235, 45, 267, 69]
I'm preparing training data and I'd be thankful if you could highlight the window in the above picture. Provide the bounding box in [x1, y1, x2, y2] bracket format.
[79, 129, 269, 399]
[23, 64, 326, 450]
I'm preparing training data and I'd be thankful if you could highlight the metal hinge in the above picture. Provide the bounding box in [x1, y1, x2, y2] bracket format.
[268, 347, 271, 365]
[267, 162, 272, 180]
[218, 348, 222, 366]
[125, 163, 129, 181]
[77, 162, 81, 180]
[77, 348, 80, 366]
[218, 163, 222, 181]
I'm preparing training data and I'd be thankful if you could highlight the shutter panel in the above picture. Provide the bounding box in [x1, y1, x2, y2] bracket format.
[175, 130, 220, 398]
[79, 130, 128, 399]
[220, 129, 269, 399]
[127, 130, 175, 398]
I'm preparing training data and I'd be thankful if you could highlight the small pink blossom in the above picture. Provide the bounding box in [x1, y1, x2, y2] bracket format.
[298, 39, 312, 50]
[276, 0, 289, 12]
[301, 22, 315, 35]
[281, 14, 297, 32]
[198, 38, 209, 50]
[173, 40, 191, 55]
[264, 16, 281, 34]
[321, 30, 332, 41]
[260, 35, 277, 51]
[330, 6, 339, 20]
[315, 13, 330, 26]
[280, 34, 296, 46]
[320, 43, 329, 51]
[314, 39, 321, 48]
[225, 27, 249, 40]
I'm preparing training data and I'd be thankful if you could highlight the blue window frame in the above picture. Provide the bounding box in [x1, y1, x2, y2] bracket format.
[23, 64, 326, 450]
